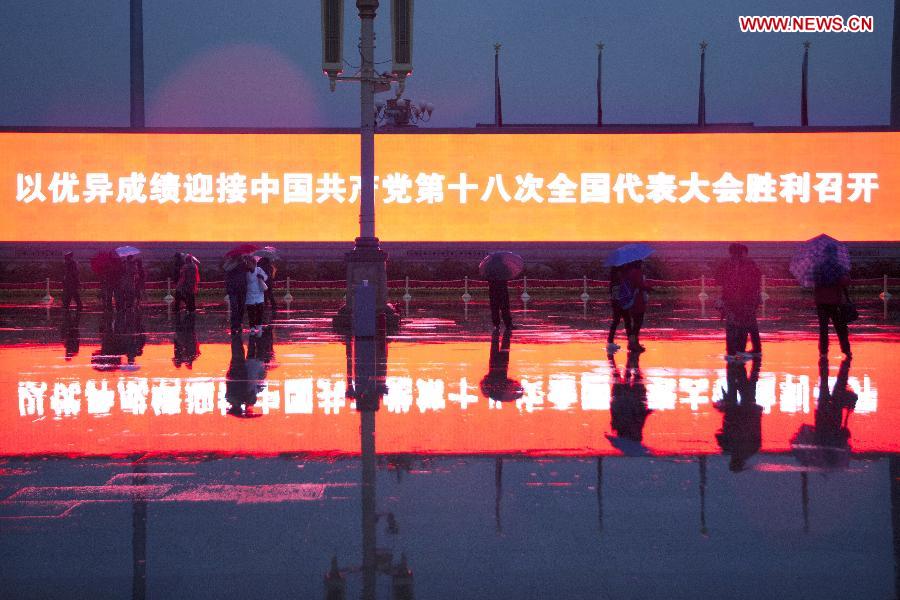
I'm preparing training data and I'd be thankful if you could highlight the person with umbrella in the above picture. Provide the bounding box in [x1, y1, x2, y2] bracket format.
[174, 253, 200, 313]
[606, 265, 628, 353]
[790, 234, 854, 359]
[605, 244, 654, 353]
[791, 357, 856, 469]
[224, 246, 258, 335]
[479, 252, 522, 330]
[715, 243, 762, 360]
[62, 251, 82, 312]
[245, 256, 268, 336]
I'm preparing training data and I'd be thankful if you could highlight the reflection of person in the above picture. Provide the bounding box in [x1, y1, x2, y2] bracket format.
[245, 260, 268, 335]
[606, 265, 628, 353]
[225, 256, 250, 335]
[225, 333, 261, 417]
[622, 260, 652, 353]
[716, 243, 762, 359]
[715, 358, 763, 471]
[173, 312, 200, 369]
[488, 280, 513, 330]
[814, 357, 856, 454]
[479, 329, 522, 402]
[608, 352, 652, 443]
[813, 244, 852, 359]
[61, 310, 80, 360]
[174, 253, 199, 313]
[257, 257, 277, 313]
[62, 251, 82, 312]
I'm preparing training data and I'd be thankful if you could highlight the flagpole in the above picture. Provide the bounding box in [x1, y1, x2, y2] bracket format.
[494, 43, 503, 127]
[801, 41, 810, 127]
[596, 42, 604, 127]
[129, 0, 145, 128]
[891, 0, 900, 127]
[697, 41, 707, 127]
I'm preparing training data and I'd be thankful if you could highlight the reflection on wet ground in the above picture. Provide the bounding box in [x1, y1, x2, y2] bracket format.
[1, 300, 899, 599]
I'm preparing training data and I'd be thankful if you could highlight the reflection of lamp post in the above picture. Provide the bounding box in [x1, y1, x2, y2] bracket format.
[328, 332, 413, 599]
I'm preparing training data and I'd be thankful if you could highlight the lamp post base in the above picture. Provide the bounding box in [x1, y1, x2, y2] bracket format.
[332, 237, 401, 334]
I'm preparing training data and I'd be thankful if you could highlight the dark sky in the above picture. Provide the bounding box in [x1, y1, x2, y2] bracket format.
[0, 0, 894, 128]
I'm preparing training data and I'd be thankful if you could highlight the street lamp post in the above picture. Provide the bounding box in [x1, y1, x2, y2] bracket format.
[327, 0, 401, 333]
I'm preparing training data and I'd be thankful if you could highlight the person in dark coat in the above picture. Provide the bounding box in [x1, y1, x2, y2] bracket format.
[225, 256, 251, 335]
[121, 255, 139, 311]
[62, 251, 82, 312]
[488, 279, 513, 330]
[621, 260, 652, 352]
[257, 257, 277, 313]
[715, 358, 763, 471]
[716, 243, 762, 359]
[813, 244, 852, 358]
[173, 253, 199, 313]
[606, 265, 629, 353]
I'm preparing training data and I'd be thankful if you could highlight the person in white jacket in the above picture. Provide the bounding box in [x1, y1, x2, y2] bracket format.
[245, 260, 268, 335]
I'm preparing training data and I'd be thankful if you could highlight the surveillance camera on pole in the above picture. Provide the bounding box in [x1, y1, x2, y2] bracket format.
[391, 0, 413, 94]
[321, 0, 344, 91]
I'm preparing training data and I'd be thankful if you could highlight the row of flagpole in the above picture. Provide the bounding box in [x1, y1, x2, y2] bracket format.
[492, 41, 814, 127]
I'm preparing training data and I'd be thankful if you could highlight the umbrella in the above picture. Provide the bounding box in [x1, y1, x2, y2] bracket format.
[789, 234, 851, 288]
[479, 252, 524, 281]
[604, 243, 654, 267]
[224, 244, 260, 258]
[479, 375, 524, 402]
[790, 424, 850, 469]
[253, 246, 279, 260]
[115, 245, 141, 258]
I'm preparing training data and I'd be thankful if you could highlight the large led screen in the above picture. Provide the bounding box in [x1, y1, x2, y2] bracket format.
[2, 131, 898, 242]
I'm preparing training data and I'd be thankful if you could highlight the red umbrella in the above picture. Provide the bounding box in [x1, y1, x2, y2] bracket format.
[224, 244, 260, 258]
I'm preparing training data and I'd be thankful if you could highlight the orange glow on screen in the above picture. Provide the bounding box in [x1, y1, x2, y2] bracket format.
[2, 131, 898, 242]
[1, 339, 895, 456]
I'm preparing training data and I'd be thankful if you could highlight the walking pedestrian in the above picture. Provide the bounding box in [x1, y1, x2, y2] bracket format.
[62, 251, 82, 312]
[488, 279, 513, 330]
[245, 258, 268, 335]
[225, 256, 250, 335]
[814, 244, 852, 359]
[621, 260, 652, 352]
[174, 253, 199, 313]
[716, 243, 762, 360]
[606, 265, 629, 353]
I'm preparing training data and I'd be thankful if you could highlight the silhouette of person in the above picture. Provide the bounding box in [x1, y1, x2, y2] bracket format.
[62, 251, 82, 312]
[480, 329, 522, 402]
[814, 244, 852, 359]
[715, 357, 763, 472]
[488, 279, 513, 330]
[225, 333, 260, 417]
[607, 352, 652, 452]
[173, 311, 200, 369]
[716, 243, 762, 359]
[791, 357, 857, 469]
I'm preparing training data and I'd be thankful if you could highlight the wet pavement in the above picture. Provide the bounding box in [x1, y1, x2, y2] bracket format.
[1, 299, 899, 599]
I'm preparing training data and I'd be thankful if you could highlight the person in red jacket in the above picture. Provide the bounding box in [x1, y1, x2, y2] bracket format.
[715, 243, 762, 359]
[813, 244, 852, 359]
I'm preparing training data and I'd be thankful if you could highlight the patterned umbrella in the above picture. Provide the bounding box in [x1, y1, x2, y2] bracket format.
[789, 234, 851, 288]
[479, 251, 524, 281]
[253, 246, 279, 260]
[604, 243, 654, 267]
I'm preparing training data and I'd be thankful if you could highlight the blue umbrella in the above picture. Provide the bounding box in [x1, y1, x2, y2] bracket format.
[115, 245, 141, 258]
[604, 243, 654, 267]
[789, 234, 850, 288]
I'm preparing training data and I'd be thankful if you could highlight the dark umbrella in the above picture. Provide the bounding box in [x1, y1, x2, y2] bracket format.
[604, 243, 654, 267]
[479, 251, 524, 281]
[224, 244, 260, 258]
[789, 234, 851, 288]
